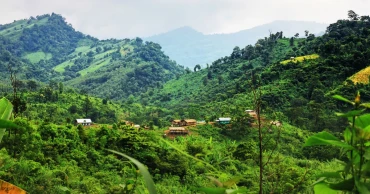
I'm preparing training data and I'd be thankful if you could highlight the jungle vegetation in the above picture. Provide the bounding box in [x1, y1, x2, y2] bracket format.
[0, 10, 369, 194]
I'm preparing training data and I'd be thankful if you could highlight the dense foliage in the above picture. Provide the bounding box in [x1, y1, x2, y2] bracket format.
[0, 13, 184, 99]
[0, 11, 369, 194]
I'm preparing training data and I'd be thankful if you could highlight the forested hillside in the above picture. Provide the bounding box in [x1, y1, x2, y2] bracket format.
[145, 21, 327, 68]
[0, 11, 370, 194]
[0, 13, 184, 99]
[142, 12, 370, 133]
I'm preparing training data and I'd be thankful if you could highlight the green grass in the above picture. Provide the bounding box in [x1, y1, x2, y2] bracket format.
[23, 52, 52, 64]
[0, 18, 49, 41]
[280, 54, 319, 65]
[54, 60, 76, 73]
[78, 58, 111, 76]
[74, 46, 91, 53]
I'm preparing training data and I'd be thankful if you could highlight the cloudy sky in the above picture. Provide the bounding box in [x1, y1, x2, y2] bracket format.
[0, 0, 369, 39]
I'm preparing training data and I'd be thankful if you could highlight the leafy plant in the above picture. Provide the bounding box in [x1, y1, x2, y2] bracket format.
[106, 149, 157, 194]
[0, 97, 17, 143]
[305, 92, 370, 193]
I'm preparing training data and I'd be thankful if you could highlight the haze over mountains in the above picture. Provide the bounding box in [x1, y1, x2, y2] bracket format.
[145, 20, 328, 68]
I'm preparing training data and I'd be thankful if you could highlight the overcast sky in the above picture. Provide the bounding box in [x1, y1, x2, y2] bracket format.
[0, 0, 369, 39]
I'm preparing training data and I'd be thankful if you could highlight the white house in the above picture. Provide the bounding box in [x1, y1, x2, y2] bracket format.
[75, 119, 92, 126]
[216, 117, 231, 124]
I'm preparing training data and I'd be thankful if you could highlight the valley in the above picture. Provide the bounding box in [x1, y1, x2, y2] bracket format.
[1, 11, 370, 194]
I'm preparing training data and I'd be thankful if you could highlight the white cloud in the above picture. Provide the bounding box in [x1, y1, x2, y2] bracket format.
[0, 0, 369, 38]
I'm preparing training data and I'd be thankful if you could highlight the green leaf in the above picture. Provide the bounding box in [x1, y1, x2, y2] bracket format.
[160, 139, 217, 171]
[316, 171, 342, 179]
[343, 127, 352, 143]
[206, 176, 223, 187]
[0, 97, 13, 120]
[0, 119, 19, 129]
[333, 95, 354, 105]
[0, 97, 14, 143]
[304, 132, 353, 149]
[335, 109, 365, 117]
[222, 177, 241, 188]
[360, 103, 370, 109]
[329, 178, 354, 191]
[106, 149, 157, 194]
[226, 188, 248, 194]
[365, 149, 370, 160]
[354, 114, 370, 129]
[355, 179, 370, 194]
[312, 177, 327, 186]
[314, 183, 338, 194]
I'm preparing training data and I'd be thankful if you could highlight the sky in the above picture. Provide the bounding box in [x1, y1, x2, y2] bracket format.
[0, 0, 369, 39]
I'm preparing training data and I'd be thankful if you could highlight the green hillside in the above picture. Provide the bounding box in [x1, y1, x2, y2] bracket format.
[143, 12, 370, 134]
[0, 11, 370, 194]
[0, 13, 184, 99]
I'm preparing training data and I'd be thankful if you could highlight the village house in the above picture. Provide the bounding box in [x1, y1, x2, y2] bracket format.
[216, 117, 231, 124]
[75, 119, 92, 126]
[168, 127, 189, 134]
[180, 119, 197, 126]
[245, 110, 258, 119]
[171, 119, 181, 127]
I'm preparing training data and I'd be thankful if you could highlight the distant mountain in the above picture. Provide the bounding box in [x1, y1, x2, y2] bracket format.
[145, 21, 328, 68]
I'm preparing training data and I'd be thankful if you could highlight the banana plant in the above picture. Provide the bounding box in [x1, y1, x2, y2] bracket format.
[0, 97, 25, 193]
[304, 92, 370, 193]
[0, 97, 18, 143]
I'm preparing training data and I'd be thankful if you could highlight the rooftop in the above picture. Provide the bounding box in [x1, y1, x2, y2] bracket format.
[76, 119, 92, 123]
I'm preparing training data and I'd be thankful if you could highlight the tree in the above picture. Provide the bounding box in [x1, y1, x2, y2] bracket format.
[348, 10, 359, 20]
[68, 104, 78, 114]
[294, 33, 299, 38]
[217, 75, 223, 84]
[58, 82, 64, 94]
[83, 95, 92, 118]
[304, 30, 309, 37]
[49, 80, 58, 90]
[231, 46, 241, 59]
[194, 64, 201, 72]
[207, 71, 212, 79]
[289, 37, 294, 46]
[202, 77, 208, 86]
[27, 80, 38, 91]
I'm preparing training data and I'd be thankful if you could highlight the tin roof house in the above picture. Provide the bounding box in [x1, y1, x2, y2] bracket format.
[75, 119, 92, 126]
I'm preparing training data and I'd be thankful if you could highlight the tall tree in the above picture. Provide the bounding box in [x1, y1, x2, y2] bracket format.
[348, 10, 359, 20]
[304, 30, 309, 37]
[58, 82, 64, 94]
[83, 95, 92, 118]
[289, 37, 294, 46]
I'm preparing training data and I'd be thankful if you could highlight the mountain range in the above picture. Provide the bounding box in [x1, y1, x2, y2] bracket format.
[145, 20, 328, 68]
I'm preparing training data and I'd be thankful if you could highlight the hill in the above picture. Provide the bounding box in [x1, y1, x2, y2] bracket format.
[0, 13, 184, 99]
[145, 20, 327, 68]
[1, 11, 369, 194]
[141, 13, 370, 133]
